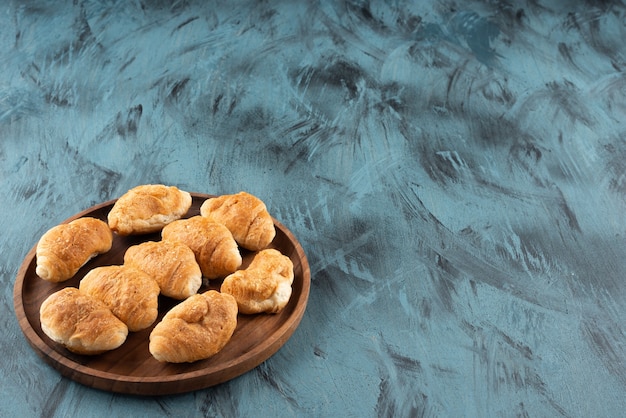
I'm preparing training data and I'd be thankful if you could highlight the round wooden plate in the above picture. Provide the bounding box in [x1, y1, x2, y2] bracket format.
[13, 193, 310, 396]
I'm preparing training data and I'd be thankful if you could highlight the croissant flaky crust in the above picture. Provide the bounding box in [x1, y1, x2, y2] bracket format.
[124, 240, 202, 300]
[149, 290, 238, 363]
[200, 191, 276, 251]
[221, 249, 294, 314]
[36, 217, 113, 283]
[161, 216, 242, 279]
[79, 265, 160, 332]
[39, 287, 128, 355]
[107, 184, 192, 235]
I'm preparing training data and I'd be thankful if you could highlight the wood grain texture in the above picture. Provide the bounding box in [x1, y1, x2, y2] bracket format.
[13, 194, 310, 395]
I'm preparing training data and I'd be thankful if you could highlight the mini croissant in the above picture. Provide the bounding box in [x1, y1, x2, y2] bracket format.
[36, 217, 113, 283]
[124, 240, 202, 300]
[221, 249, 294, 314]
[149, 290, 238, 363]
[200, 191, 276, 251]
[161, 216, 242, 279]
[79, 265, 160, 332]
[107, 184, 192, 235]
[40, 287, 128, 355]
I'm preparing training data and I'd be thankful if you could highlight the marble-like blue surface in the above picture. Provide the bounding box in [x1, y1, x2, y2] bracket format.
[2, 1, 626, 416]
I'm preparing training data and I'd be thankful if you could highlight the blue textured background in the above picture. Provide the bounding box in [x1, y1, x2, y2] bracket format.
[2, 1, 626, 416]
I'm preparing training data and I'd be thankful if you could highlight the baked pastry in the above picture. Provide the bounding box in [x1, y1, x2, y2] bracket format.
[107, 184, 192, 235]
[149, 290, 238, 363]
[36, 217, 113, 283]
[161, 216, 241, 279]
[79, 265, 160, 332]
[124, 240, 202, 300]
[221, 249, 294, 314]
[39, 287, 128, 355]
[199, 192, 275, 251]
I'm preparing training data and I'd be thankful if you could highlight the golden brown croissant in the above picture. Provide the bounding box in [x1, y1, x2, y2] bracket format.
[107, 184, 192, 235]
[39, 287, 128, 355]
[79, 265, 160, 332]
[124, 240, 202, 300]
[221, 249, 294, 314]
[199, 192, 276, 251]
[36, 217, 113, 283]
[161, 216, 242, 279]
[149, 290, 238, 363]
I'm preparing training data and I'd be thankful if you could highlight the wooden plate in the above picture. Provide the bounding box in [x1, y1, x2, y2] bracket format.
[13, 193, 310, 396]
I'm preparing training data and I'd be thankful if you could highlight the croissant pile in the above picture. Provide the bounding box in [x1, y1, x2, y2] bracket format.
[36, 185, 295, 363]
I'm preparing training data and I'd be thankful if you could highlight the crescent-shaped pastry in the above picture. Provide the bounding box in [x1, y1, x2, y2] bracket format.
[36, 217, 113, 283]
[149, 290, 238, 363]
[161, 216, 242, 279]
[124, 240, 202, 300]
[199, 191, 275, 251]
[221, 248, 294, 314]
[79, 265, 160, 332]
[107, 184, 192, 235]
[39, 287, 128, 355]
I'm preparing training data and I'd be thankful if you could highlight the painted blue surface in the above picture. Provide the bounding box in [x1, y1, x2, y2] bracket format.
[2, 1, 626, 416]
